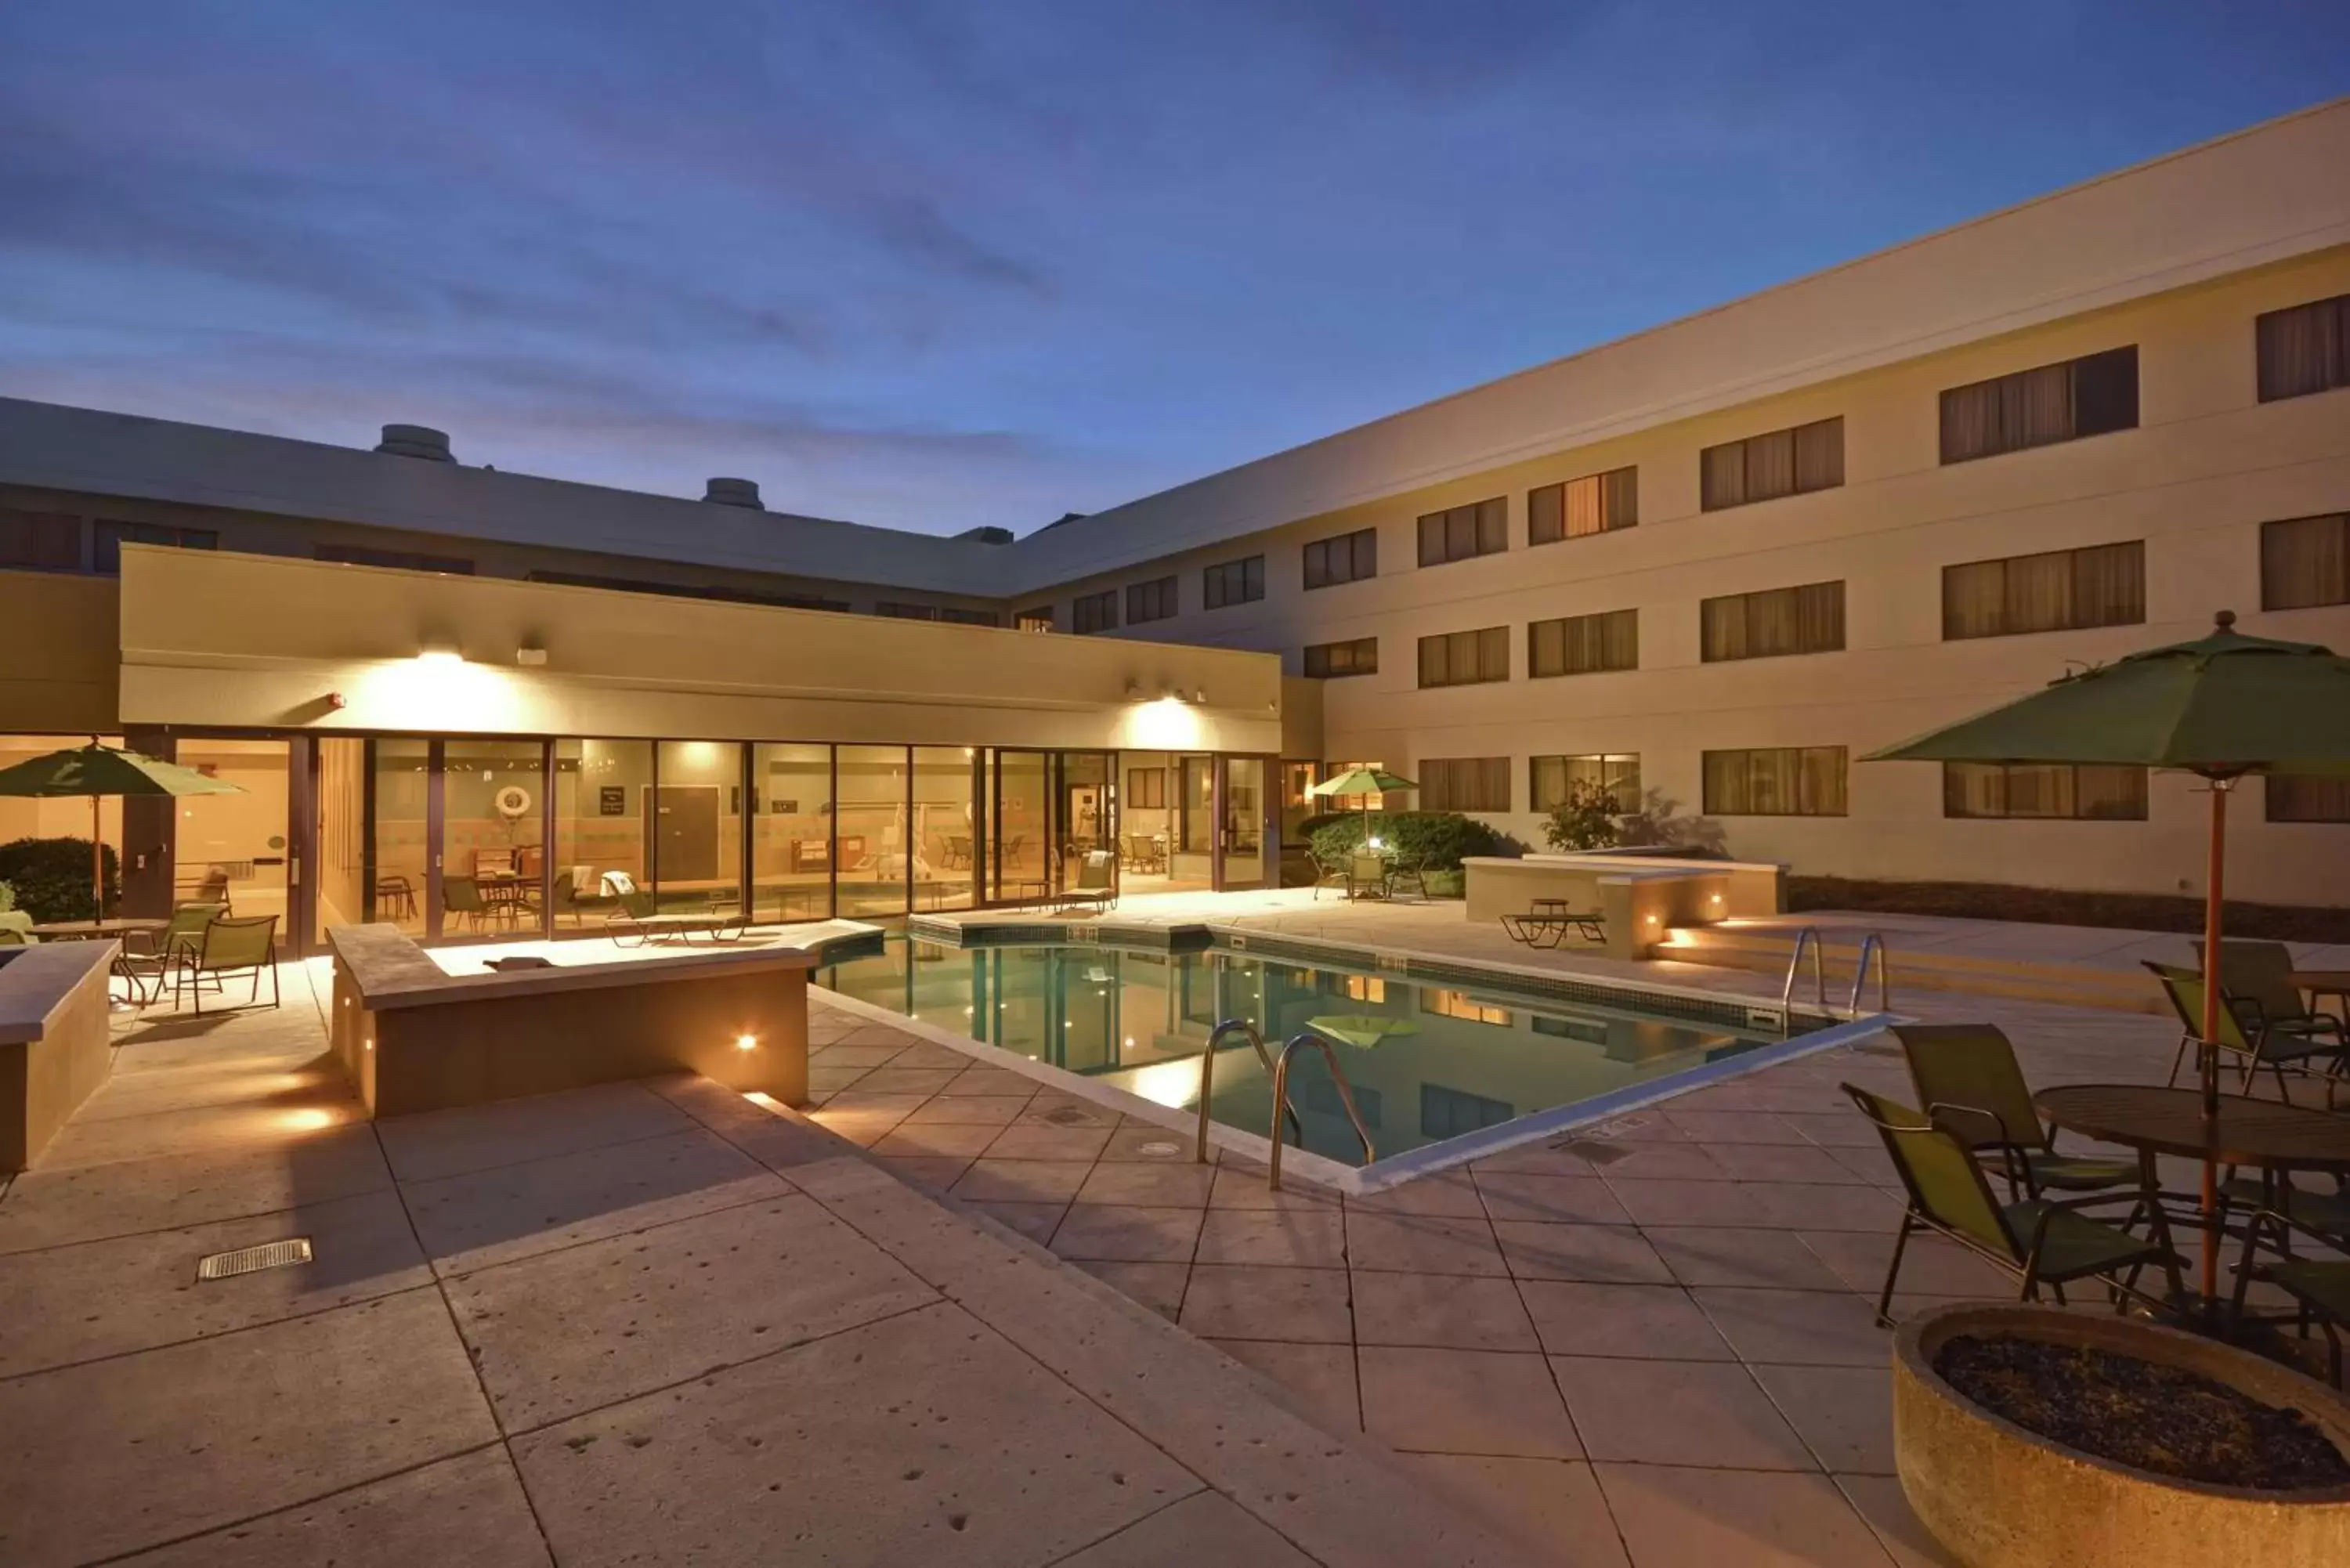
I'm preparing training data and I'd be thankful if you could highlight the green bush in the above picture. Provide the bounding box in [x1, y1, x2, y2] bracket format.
[1541, 781, 1623, 852]
[1307, 811, 1503, 873]
[0, 838, 119, 923]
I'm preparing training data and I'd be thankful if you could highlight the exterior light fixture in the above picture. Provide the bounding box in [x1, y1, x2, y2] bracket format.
[735, 1033, 757, 1052]
[516, 646, 548, 667]
[1194, 688, 1206, 703]
[417, 647, 462, 665]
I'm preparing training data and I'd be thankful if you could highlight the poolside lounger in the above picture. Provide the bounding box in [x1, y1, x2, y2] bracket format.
[606, 888, 746, 947]
[1053, 851, 1119, 916]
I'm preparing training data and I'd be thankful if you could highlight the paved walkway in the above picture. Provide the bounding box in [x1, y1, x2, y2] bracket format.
[0, 961, 1536, 1568]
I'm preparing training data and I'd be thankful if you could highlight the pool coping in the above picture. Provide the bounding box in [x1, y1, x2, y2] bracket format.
[833, 922, 1900, 1196]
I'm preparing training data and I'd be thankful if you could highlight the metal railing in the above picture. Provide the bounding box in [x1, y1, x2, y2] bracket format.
[1195, 1018, 1300, 1164]
[1850, 933, 1891, 1016]
[1267, 1031, 1375, 1190]
[1781, 927, 1827, 1020]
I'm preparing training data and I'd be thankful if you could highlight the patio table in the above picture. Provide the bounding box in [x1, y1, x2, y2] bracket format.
[2034, 1082, 2350, 1323]
[28, 917, 172, 1006]
[2287, 970, 2350, 1018]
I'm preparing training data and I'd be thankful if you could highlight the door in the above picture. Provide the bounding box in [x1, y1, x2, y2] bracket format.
[651, 786, 720, 883]
[992, 749, 1051, 901]
[1216, 756, 1274, 891]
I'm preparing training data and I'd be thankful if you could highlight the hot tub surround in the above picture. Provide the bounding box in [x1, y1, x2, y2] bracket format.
[326, 923, 813, 1116]
[0, 940, 117, 1169]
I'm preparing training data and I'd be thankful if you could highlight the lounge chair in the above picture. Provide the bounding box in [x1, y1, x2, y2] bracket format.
[1054, 851, 1117, 916]
[1841, 1082, 2180, 1326]
[1891, 1023, 2138, 1201]
[2146, 960, 2346, 1104]
[175, 914, 281, 1015]
[606, 887, 744, 947]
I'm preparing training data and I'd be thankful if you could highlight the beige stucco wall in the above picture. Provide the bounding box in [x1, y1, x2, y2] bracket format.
[118, 547, 1282, 755]
[0, 941, 116, 1171]
[1018, 247, 2350, 907]
[0, 570, 119, 733]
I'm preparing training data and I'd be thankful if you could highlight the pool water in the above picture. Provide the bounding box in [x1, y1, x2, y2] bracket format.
[816, 938, 1787, 1167]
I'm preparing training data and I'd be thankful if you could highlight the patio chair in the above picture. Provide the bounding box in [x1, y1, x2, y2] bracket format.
[1308, 846, 1350, 901]
[175, 914, 280, 1015]
[1891, 1024, 2138, 1201]
[1346, 851, 1389, 901]
[2146, 961, 2346, 1104]
[2219, 939, 2347, 1063]
[1386, 852, 1429, 902]
[441, 876, 497, 934]
[118, 902, 222, 1003]
[1054, 851, 1117, 916]
[1841, 1082, 2180, 1327]
[190, 865, 233, 912]
[2242, 1259, 2350, 1387]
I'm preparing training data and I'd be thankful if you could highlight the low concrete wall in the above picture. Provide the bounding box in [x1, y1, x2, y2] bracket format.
[0, 941, 118, 1170]
[327, 925, 815, 1118]
[1462, 853, 1786, 960]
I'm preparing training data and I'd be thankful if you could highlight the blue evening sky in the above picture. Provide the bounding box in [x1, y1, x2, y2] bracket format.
[1, 2, 2343, 535]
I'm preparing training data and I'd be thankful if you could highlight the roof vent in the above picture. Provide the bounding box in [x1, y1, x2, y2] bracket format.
[375, 424, 454, 462]
[703, 477, 765, 510]
[955, 525, 1014, 544]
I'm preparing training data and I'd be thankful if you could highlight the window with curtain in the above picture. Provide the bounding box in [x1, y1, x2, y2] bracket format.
[1126, 576, 1178, 623]
[1072, 589, 1118, 634]
[2267, 773, 2350, 823]
[1703, 747, 1848, 815]
[1416, 497, 1508, 565]
[1202, 555, 1265, 609]
[1939, 345, 2138, 463]
[93, 520, 217, 574]
[2256, 294, 2349, 403]
[1528, 609, 1638, 677]
[1302, 638, 1377, 678]
[1700, 581, 1846, 661]
[1943, 763, 2147, 820]
[1303, 526, 1377, 589]
[1528, 467, 1638, 544]
[0, 507, 85, 571]
[2261, 514, 2350, 610]
[1419, 757, 1510, 812]
[1941, 540, 2146, 639]
[1126, 768, 1167, 809]
[1530, 753, 1641, 812]
[1699, 418, 1843, 511]
[1417, 626, 1510, 687]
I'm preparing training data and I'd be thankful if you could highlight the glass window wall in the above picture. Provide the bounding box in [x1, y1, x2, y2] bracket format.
[442, 739, 546, 938]
[752, 742, 833, 923]
[653, 740, 744, 919]
[912, 746, 978, 911]
[552, 739, 651, 927]
[369, 739, 431, 937]
[837, 744, 910, 916]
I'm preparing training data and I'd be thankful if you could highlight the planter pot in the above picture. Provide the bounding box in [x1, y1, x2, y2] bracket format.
[1894, 1302, 2350, 1567]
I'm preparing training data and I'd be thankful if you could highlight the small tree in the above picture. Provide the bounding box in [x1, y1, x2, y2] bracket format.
[1541, 781, 1622, 852]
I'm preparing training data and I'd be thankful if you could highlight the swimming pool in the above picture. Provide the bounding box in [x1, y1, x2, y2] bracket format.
[816, 936, 1844, 1171]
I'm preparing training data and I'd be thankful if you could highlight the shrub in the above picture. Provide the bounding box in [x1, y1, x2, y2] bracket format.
[0, 837, 119, 923]
[1541, 781, 1623, 852]
[1307, 811, 1503, 873]
[1617, 789, 1729, 855]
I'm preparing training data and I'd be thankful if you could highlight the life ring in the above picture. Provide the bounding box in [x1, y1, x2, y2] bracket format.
[494, 785, 533, 819]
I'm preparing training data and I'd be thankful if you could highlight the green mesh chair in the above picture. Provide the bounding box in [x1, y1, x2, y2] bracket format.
[118, 902, 222, 1005]
[175, 914, 280, 1014]
[440, 876, 492, 934]
[1892, 1024, 2138, 1200]
[2146, 960, 2345, 1104]
[1842, 1083, 2180, 1327]
[2246, 1260, 2350, 1387]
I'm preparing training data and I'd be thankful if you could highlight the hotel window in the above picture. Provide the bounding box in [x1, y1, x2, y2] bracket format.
[1418, 626, 1510, 688]
[2261, 514, 2350, 610]
[1016, 606, 1054, 632]
[1072, 589, 1119, 634]
[2268, 773, 2350, 823]
[1942, 541, 2145, 639]
[1320, 759, 1385, 812]
[1528, 609, 1638, 677]
[1126, 575, 1177, 624]
[876, 602, 1000, 626]
[1126, 768, 1168, 810]
[1303, 526, 1377, 589]
[1302, 637, 1378, 678]
[1703, 746, 1848, 816]
[1419, 756, 1510, 813]
[1944, 763, 2147, 821]
[527, 569, 848, 609]
[1528, 467, 1637, 544]
[2256, 294, 2349, 403]
[1940, 346, 2138, 464]
[1700, 581, 1845, 662]
[1416, 497, 1507, 566]
[0, 506, 82, 571]
[1202, 554, 1265, 609]
[1700, 417, 1842, 511]
[92, 519, 217, 574]
[1419, 989, 1513, 1026]
[1530, 754, 1641, 813]
[317, 542, 475, 574]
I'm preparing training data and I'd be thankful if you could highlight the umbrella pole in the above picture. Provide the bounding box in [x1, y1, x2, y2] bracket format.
[90, 793, 103, 919]
[2196, 779, 2230, 1311]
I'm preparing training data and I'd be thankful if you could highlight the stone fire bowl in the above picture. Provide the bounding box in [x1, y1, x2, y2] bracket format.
[1893, 1302, 2350, 1568]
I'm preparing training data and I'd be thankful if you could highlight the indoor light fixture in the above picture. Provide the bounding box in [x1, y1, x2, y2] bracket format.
[735, 1033, 757, 1052]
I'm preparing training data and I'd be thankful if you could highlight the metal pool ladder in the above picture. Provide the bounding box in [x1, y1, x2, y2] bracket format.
[1267, 1031, 1375, 1190]
[1778, 927, 1893, 1025]
[1781, 927, 1827, 1018]
[1195, 1019, 1301, 1164]
[1849, 932, 1892, 1016]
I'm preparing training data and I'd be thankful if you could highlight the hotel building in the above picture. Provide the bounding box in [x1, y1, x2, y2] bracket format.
[2, 99, 2346, 950]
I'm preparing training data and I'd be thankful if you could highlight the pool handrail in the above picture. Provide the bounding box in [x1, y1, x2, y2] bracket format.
[1195, 1018, 1301, 1163]
[1267, 1031, 1376, 1190]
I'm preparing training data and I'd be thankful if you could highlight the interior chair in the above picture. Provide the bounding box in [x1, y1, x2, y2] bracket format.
[1891, 1023, 2138, 1200]
[1842, 1083, 2179, 1327]
[441, 876, 491, 934]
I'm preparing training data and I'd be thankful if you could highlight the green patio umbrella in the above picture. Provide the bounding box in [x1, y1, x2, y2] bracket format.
[1866, 610, 2350, 1305]
[0, 739, 243, 919]
[1307, 766, 1417, 847]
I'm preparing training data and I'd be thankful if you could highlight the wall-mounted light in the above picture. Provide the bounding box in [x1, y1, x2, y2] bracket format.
[515, 646, 548, 667]
[1193, 687, 1206, 704]
[417, 647, 463, 666]
[735, 1033, 758, 1052]
[325, 692, 348, 710]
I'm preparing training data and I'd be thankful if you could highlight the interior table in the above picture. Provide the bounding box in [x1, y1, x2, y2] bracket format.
[2034, 1082, 2350, 1321]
